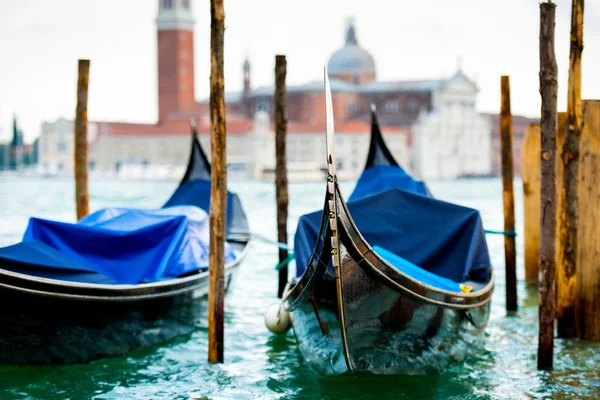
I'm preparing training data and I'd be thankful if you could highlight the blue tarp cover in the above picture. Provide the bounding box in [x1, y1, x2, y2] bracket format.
[0, 205, 236, 284]
[164, 180, 246, 233]
[294, 166, 491, 284]
[348, 165, 432, 202]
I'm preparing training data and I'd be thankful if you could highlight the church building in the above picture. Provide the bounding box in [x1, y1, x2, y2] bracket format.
[38, 0, 493, 181]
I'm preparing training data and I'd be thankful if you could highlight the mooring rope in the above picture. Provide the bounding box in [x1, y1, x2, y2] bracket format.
[245, 232, 292, 251]
[228, 231, 295, 269]
[484, 230, 517, 237]
[274, 253, 295, 270]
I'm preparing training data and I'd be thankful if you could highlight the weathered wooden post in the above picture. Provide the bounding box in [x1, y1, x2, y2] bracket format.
[274, 55, 289, 299]
[74, 59, 90, 220]
[538, 0, 558, 370]
[500, 75, 517, 312]
[576, 100, 600, 340]
[557, 0, 584, 339]
[208, 0, 227, 364]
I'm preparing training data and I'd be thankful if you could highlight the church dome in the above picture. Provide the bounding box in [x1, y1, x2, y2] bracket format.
[327, 20, 376, 78]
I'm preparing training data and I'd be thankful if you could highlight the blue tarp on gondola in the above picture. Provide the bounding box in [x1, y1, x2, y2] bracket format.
[164, 179, 249, 234]
[348, 165, 432, 202]
[0, 205, 236, 284]
[294, 188, 491, 283]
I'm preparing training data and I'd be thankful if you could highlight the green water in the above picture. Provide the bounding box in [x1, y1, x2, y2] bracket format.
[0, 176, 598, 399]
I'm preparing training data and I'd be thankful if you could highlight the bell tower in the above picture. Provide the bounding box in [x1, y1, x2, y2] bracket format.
[156, 0, 196, 123]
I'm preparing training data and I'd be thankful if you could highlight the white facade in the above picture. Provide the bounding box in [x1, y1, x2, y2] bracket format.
[411, 73, 492, 180]
[37, 118, 98, 174]
[91, 130, 253, 180]
[37, 118, 255, 180]
[246, 112, 410, 181]
[35, 115, 408, 182]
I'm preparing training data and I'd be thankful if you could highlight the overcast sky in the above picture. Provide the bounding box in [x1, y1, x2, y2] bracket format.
[0, 0, 599, 143]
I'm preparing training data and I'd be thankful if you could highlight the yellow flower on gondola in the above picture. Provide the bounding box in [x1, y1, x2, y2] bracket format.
[460, 284, 473, 293]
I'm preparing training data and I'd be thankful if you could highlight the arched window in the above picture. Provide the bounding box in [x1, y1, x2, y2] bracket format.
[163, 0, 173, 9]
[182, 0, 190, 8]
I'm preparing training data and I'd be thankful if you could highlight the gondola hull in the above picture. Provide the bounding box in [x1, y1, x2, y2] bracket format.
[0, 242, 248, 365]
[287, 283, 490, 376]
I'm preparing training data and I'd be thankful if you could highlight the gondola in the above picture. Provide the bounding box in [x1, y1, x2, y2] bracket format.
[282, 70, 494, 376]
[0, 122, 251, 365]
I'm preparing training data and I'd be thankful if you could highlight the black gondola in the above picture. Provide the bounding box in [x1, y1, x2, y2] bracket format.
[283, 70, 494, 376]
[0, 122, 251, 365]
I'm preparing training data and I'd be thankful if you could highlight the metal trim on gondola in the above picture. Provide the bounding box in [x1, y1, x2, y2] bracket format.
[0, 243, 250, 301]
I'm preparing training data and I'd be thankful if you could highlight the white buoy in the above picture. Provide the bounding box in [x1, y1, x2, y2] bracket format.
[264, 303, 291, 334]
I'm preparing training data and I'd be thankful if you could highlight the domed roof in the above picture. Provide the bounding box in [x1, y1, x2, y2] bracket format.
[327, 21, 376, 77]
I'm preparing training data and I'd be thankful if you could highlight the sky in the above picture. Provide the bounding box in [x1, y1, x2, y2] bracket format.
[0, 0, 599, 143]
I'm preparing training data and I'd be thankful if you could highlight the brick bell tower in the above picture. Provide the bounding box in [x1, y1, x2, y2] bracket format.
[156, 0, 196, 123]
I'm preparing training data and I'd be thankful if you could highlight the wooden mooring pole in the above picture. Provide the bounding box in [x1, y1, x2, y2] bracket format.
[557, 0, 584, 339]
[74, 59, 90, 220]
[208, 0, 227, 364]
[500, 75, 517, 312]
[538, 0, 558, 371]
[274, 55, 289, 299]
